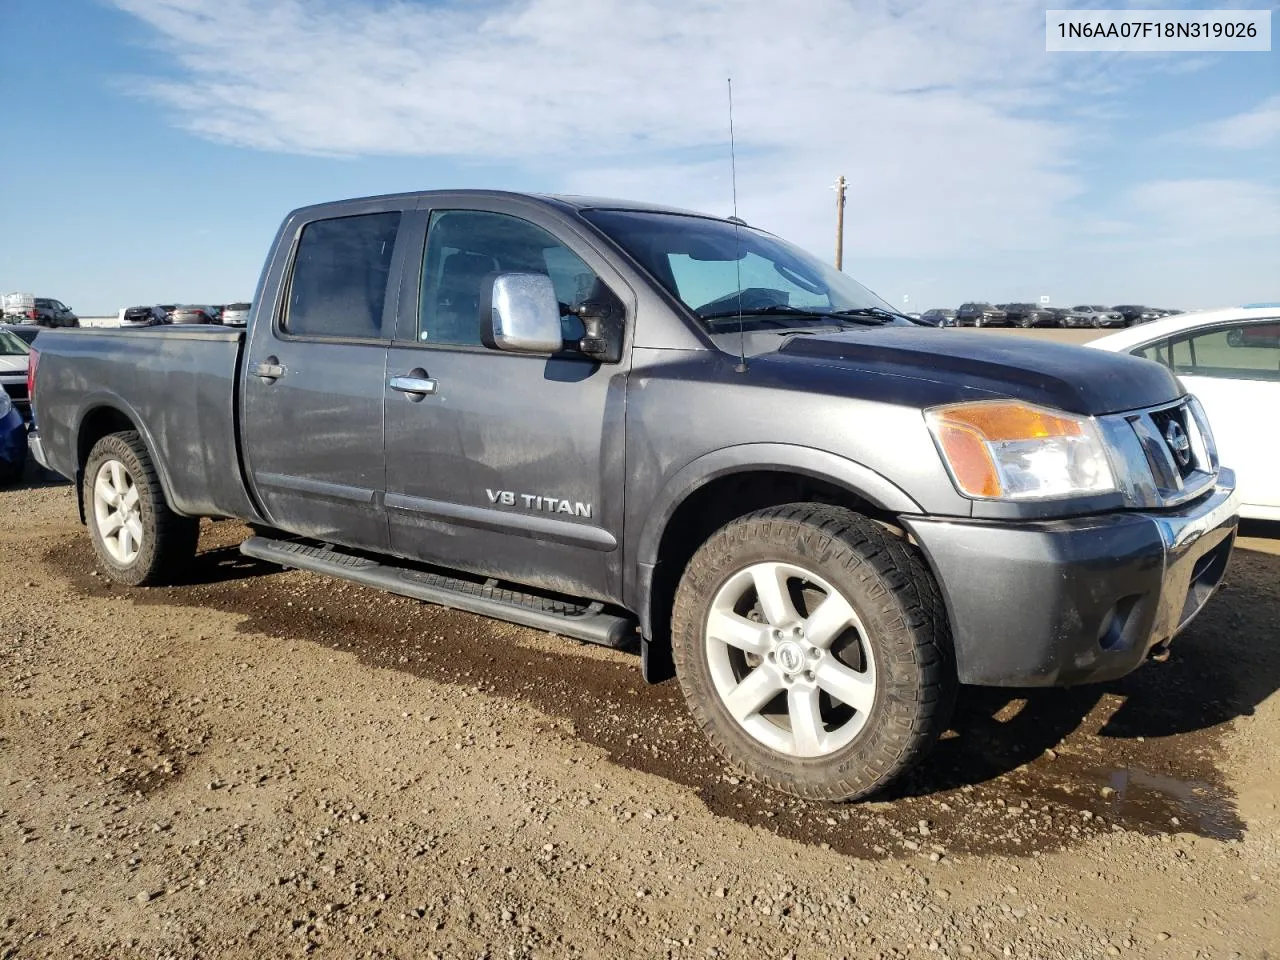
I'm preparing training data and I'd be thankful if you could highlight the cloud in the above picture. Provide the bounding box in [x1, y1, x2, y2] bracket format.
[104, 0, 1277, 305]
[1187, 93, 1280, 150]
[109, 0, 1088, 258]
[1126, 178, 1280, 242]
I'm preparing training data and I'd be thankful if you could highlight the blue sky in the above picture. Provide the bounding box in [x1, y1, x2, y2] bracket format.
[0, 0, 1276, 315]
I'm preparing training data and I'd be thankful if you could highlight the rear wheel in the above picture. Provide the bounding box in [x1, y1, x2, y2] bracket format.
[83, 431, 199, 586]
[671, 504, 956, 801]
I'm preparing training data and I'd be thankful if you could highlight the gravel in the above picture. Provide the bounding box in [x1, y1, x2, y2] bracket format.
[1, 475, 1278, 958]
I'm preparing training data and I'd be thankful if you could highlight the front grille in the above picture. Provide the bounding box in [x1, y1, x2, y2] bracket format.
[1111, 399, 1217, 507]
[1148, 405, 1197, 481]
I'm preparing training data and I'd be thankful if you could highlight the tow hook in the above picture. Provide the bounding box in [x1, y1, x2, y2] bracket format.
[1148, 640, 1172, 663]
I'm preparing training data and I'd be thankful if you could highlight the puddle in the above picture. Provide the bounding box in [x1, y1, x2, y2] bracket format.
[1106, 766, 1237, 840]
[46, 521, 1280, 859]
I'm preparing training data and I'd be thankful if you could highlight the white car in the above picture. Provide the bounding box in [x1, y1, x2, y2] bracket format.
[0, 326, 31, 422]
[1089, 304, 1280, 521]
[221, 301, 251, 326]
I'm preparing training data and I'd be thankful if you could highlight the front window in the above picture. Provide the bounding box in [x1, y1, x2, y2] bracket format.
[582, 209, 897, 334]
[0, 329, 30, 356]
[418, 209, 614, 347]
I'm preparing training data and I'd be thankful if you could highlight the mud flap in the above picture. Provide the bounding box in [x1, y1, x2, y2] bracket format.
[641, 635, 675, 684]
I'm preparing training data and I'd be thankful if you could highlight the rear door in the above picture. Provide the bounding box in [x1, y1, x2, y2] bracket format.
[240, 202, 410, 550]
[381, 198, 632, 600]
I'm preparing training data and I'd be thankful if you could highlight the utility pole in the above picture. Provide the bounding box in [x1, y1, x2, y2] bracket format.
[832, 175, 848, 271]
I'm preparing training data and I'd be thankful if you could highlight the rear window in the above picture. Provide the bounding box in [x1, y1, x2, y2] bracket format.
[284, 212, 401, 339]
[226, 302, 251, 311]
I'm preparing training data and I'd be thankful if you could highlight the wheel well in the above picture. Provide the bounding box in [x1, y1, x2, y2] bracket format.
[647, 470, 899, 657]
[74, 407, 140, 523]
[77, 407, 138, 469]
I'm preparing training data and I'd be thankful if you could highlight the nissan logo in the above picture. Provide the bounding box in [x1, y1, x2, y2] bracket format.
[1164, 419, 1192, 468]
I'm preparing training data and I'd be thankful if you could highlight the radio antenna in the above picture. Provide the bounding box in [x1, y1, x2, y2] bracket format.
[728, 78, 747, 374]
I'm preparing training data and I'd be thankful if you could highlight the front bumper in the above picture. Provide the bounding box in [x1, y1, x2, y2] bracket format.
[904, 472, 1239, 687]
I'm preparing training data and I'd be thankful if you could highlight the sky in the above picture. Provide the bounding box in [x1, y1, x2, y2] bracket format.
[0, 0, 1276, 315]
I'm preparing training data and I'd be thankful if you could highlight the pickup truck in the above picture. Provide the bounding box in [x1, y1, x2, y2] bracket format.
[28, 190, 1239, 801]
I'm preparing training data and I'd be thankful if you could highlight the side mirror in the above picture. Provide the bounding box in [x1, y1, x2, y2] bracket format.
[482, 273, 563, 354]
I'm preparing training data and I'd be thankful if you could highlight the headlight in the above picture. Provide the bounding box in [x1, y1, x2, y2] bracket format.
[0, 390, 12, 419]
[925, 400, 1116, 500]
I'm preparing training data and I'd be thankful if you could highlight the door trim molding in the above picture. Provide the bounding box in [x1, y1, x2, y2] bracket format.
[256, 472, 377, 504]
[385, 492, 617, 551]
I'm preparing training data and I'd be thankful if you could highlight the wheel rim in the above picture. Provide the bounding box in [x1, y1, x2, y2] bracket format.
[92, 459, 143, 566]
[705, 562, 877, 759]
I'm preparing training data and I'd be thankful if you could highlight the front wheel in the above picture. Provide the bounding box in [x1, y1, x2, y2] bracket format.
[83, 431, 199, 586]
[671, 504, 956, 801]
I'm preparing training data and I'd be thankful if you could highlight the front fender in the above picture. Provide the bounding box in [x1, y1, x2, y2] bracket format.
[633, 442, 922, 575]
[626, 443, 924, 656]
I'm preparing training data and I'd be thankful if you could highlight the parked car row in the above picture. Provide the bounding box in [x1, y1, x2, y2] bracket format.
[1, 293, 79, 328]
[121, 302, 251, 327]
[913, 303, 1182, 329]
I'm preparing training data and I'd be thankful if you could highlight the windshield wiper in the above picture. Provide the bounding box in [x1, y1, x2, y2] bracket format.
[701, 305, 888, 326]
[828, 306, 909, 324]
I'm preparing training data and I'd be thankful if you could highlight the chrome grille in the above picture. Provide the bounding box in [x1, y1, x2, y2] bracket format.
[1099, 397, 1219, 509]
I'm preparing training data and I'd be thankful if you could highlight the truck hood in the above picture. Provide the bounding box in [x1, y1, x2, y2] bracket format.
[762, 327, 1180, 416]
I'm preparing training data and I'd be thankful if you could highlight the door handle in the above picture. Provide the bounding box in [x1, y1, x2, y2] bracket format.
[389, 373, 438, 400]
[252, 360, 285, 380]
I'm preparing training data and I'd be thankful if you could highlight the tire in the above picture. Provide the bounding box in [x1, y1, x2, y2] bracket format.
[671, 503, 956, 801]
[83, 431, 199, 586]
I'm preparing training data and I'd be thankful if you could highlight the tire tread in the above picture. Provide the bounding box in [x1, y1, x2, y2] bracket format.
[671, 502, 956, 802]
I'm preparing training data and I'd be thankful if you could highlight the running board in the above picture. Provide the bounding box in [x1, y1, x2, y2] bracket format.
[239, 536, 637, 649]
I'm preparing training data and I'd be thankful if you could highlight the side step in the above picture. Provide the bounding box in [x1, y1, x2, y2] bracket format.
[239, 536, 637, 649]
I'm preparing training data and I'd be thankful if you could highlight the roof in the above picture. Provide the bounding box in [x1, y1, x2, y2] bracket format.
[287, 189, 727, 224]
[1087, 304, 1280, 353]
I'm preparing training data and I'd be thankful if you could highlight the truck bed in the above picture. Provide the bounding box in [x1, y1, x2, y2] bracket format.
[33, 326, 259, 521]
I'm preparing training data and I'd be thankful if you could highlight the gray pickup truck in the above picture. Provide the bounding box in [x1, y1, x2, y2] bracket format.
[29, 190, 1239, 800]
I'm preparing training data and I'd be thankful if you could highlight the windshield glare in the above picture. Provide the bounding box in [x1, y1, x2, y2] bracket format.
[0, 330, 30, 356]
[582, 209, 897, 330]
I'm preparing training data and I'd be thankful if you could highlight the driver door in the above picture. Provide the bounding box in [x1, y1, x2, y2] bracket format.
[382, 201, 634, 600]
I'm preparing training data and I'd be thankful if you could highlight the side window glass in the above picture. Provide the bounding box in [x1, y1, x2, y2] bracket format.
[1169, 323, 1280, 381]
[419, 210, 612, 346]
[1169, 336, 1193, 371]
[1131, 339, 1170, 366]
[284, 212, 401, 339]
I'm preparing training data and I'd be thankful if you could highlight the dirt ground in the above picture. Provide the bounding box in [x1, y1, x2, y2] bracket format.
[2, 460, 1278, 960]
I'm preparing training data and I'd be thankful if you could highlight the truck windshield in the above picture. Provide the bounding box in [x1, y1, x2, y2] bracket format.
[0, 329, 29, 355]
[582, 209, 897, 331]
